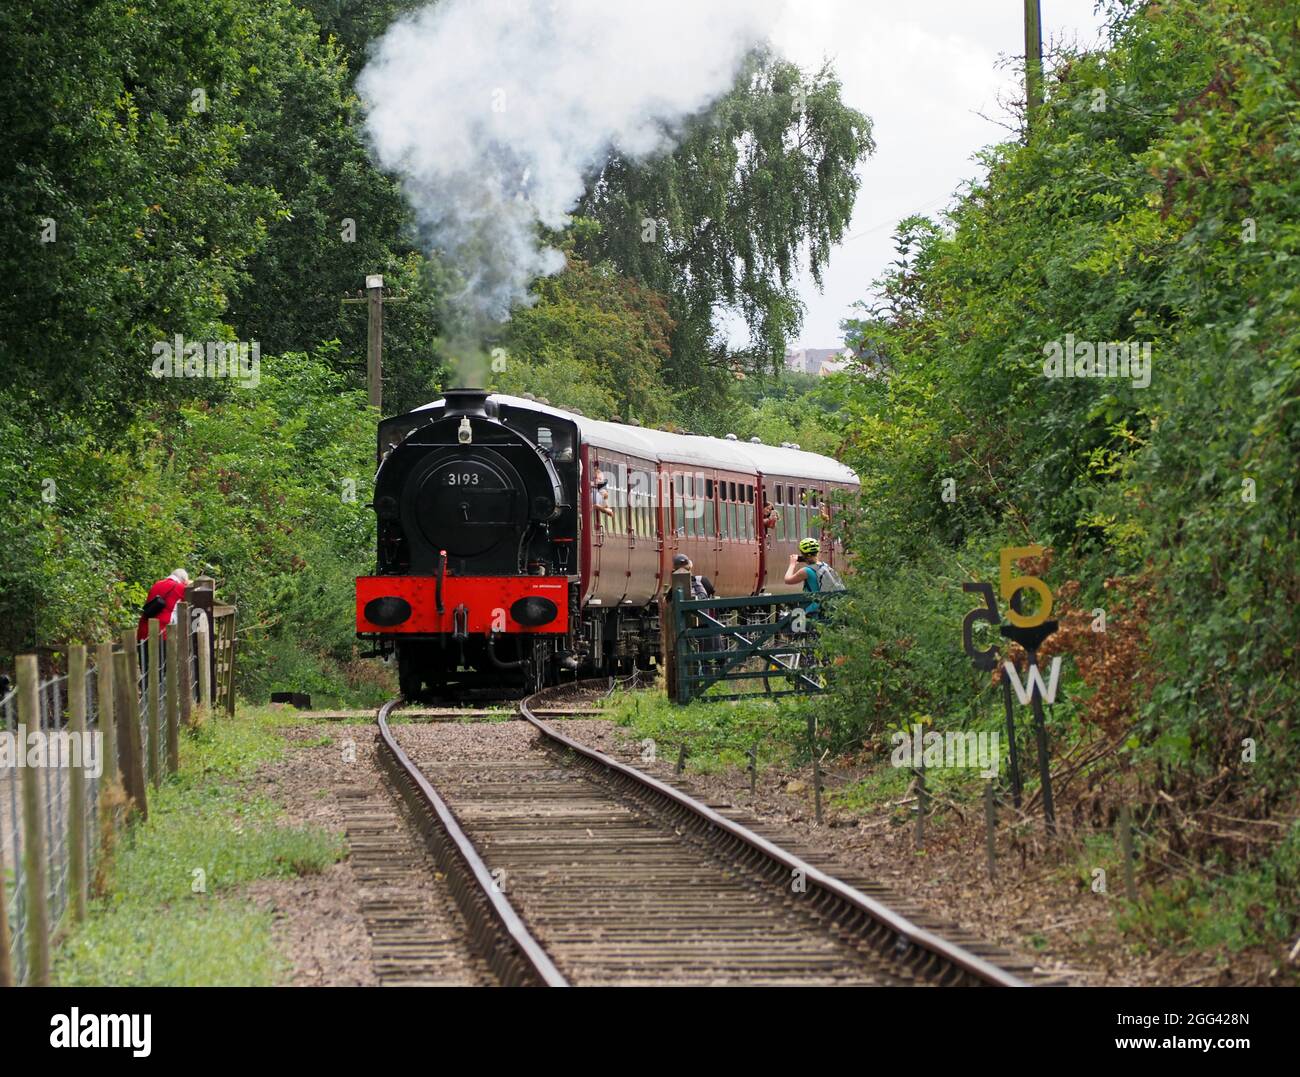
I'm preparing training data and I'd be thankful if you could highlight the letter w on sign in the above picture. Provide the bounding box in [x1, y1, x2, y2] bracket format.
[1003, 657, 1063, 706]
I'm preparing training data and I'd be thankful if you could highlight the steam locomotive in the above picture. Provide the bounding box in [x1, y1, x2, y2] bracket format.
[355, 388, 858, 699]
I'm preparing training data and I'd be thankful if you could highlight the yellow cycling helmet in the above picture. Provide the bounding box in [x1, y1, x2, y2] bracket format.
[798, 537, 820, 556]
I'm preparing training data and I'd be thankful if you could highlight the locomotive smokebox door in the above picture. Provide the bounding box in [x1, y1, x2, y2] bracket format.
[406, 451, 524, 562]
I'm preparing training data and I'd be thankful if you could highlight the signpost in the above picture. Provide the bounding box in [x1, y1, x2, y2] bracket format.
[962, 545, 1061, 834]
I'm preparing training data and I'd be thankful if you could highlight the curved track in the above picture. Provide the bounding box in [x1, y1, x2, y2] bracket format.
[374, 686, 1029, 987]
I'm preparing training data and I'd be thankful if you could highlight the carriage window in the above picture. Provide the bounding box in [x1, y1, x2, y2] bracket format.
[619, 469, 629, 533]
[706, 478, 714, 498]
[704, 495, 715, 537]
[724, 500, 734, 540]
[674, 473, 685, 533]
[630, 471, 645, 536]
[787, 485, 795, 505]
[775, 485, 784, 505]
[747, 503, 755, 539]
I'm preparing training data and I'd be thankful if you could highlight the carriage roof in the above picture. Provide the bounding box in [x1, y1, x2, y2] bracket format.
[414, 392, 859, 486]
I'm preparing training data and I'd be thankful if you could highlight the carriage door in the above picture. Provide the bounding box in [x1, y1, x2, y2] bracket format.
[589, 451, 604, 590]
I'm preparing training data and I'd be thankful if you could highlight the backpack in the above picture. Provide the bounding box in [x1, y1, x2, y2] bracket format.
[813, 561, 845, 593]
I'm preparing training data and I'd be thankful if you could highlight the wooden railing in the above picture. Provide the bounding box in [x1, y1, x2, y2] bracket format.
[0, 585, 237, 986]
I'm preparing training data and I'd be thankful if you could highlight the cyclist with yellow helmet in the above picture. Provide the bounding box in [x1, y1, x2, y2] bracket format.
[783, 537, 843, 616]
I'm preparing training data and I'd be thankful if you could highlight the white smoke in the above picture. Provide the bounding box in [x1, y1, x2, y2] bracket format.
[359, 0, 783, 326]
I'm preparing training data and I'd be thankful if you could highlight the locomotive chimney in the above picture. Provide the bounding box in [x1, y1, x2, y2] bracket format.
[441, 387, 491, 416]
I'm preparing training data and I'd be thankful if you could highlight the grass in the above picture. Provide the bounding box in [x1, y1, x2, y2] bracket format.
[54, 705, 345, 986]
[1117, 820, 1300, 958]
[604, 688, 811, 774]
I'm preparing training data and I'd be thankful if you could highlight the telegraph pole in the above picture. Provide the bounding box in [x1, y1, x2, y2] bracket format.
[342, 273, 406, 412]
[1024, 0, 1043, 133]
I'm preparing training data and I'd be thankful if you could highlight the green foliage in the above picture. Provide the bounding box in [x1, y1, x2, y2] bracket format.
[56, 706, 345, 986]
[607, 689, 810, 773]
[1, 0, 281, 426]
[0, 349, 386, 704]
[1119, 821, 1300, 956]
[698, 372, 847, 454]
[830, 0, 1300, 812]
[496, 250, 675, 423]
[300, 0, 425, 80]
[168, 351, 383, 703]
[55, 901, 285, 987]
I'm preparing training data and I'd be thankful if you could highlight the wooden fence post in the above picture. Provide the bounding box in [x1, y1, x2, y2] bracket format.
[177, 601, 193, 727]
[146, 619, 161, 787]
[115, 631, 147, 821]
[984, 779, 997, 881]
[190, 576, 217, 697]
[0, 843, 12, 987]
[17, 654, 50, 986]
[95, 641, 117, 786]
[67, 644, 89, 923]
[914, 764, 927, 850]
[225, 615, 237, 718]
[669, 569, 691, 704]
[195, 617, 212, 715]
[165, 628, 180, 775]
[1119, 803, 1138, 902]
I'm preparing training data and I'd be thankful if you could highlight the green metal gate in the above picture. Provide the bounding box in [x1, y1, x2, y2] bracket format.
[664, 581, 835, 703]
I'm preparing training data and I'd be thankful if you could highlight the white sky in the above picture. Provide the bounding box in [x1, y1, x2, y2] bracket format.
[768, 0, 1111, 350]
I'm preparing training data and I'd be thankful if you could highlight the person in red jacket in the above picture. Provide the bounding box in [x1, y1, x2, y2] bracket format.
[136, 569, 190, 642]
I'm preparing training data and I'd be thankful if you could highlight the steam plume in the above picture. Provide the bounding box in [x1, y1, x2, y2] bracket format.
[359, 0, 781, 328]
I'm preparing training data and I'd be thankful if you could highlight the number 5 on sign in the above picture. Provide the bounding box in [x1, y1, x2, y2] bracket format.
[999, 546, 1052, 628]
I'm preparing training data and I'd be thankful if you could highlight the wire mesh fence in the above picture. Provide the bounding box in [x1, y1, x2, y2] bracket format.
[2, 594, 229, 986]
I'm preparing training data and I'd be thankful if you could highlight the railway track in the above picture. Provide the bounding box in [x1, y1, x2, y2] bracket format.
[373, 684, 1032, 987]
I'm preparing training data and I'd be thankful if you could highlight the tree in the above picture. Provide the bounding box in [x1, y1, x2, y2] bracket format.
[575, 48, 873, 415]
[498, 248, 674, 424]
[0, 0, 281, 431]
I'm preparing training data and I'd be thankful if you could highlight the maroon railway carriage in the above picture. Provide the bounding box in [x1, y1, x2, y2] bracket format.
[356, 390, 859, 699]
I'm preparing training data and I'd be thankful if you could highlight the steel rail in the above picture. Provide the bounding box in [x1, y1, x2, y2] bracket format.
[375, 697, 569, 987]
[518, 683, 1028, 988]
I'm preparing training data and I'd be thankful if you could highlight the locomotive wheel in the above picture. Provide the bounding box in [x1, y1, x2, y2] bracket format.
[397, 649, 425, 701]
[530, 644, 549, 694]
